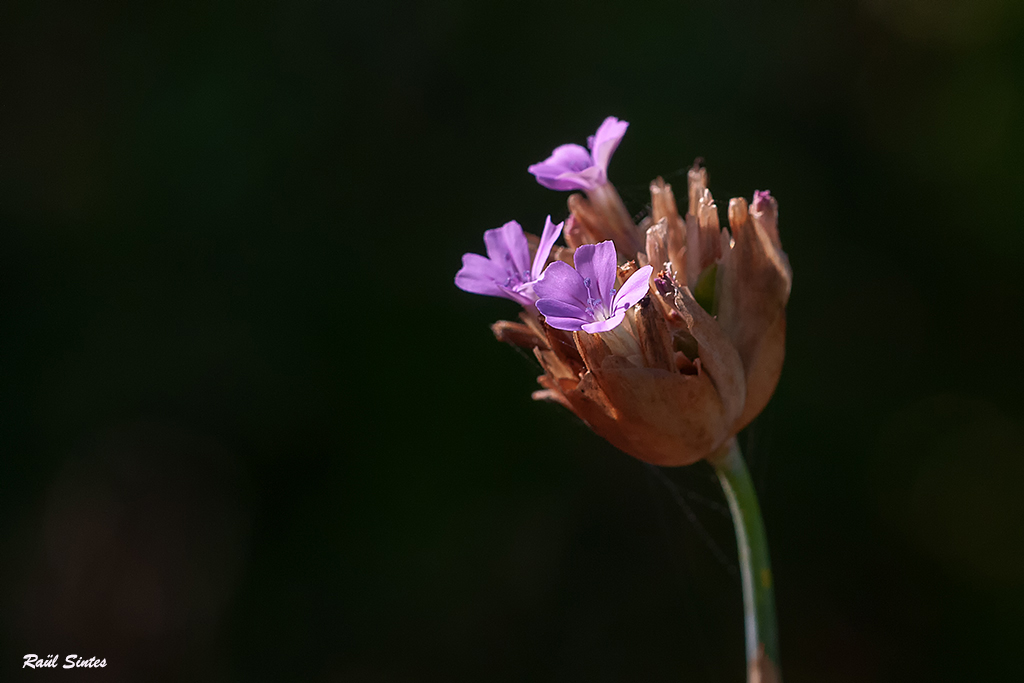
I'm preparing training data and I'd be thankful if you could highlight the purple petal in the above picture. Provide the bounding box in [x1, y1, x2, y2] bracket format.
[572, 241, 617, 309]
[483, 221, 531, 279]
[552, 166, 604, 191]
[538, 315, 587, 332]
[588, 117, 629, 174]
[533, 260, 589, 309]
[529, 173, 591, 192]
[455, 253, 509, 297]
[530, 143, 592, 175]
[528, 144, 598, 191]
[504, 289, 538, 308]
[582, 309, 627, 334]
[611, 264, 653, 312]
[536, 297, 590, 332]
[535, 297, 589, 321]
[530, 216, 563, 281]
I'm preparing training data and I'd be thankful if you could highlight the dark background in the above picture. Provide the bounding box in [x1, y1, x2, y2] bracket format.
[2, 0, 1024, 680]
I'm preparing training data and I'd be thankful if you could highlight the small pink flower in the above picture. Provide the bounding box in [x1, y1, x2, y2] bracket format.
[528, 117, 629, 191]
[455, 216, 563, 306]
[534, 240, 652, 333]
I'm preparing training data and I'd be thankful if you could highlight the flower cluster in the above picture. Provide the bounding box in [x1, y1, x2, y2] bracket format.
[456, 118, 792, 466]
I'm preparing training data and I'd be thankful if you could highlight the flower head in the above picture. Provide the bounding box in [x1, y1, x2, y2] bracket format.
[535, 241, 653, 333]
[466, 119, 792, 468]
[455, 216, 563, 306]
[528, 117, 629, 191]
[495, 159, 790, 466]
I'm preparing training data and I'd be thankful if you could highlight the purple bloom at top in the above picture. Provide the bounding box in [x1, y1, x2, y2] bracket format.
[455, 216, 564, 307]
[752, 190, 773, 213]
[528, 117, 630, 192]
[534, 240, 653, 333]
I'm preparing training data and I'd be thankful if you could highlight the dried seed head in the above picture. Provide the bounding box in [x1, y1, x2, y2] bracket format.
[686, 188, 724, 290]
[636, 295, 675, 372]
[697, 189, 721, 232]
[645, 218, 670, 273]
[650, 272, 686, 328]
[686, 162, 709, 217]
[567, 194, 602, 248]
[750, 191, 787, 271]
[728, 195, 750, 229]
[650, 177, 687, 282]
[717, 190, 792, 431]
[491, 320, 548, 350]
[584, 183, 644, 257]
[469, 137, 791, 467]
[543, 323, 586, 377]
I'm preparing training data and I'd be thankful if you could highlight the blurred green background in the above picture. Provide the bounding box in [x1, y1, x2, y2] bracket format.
[2, 0, 1024, 680]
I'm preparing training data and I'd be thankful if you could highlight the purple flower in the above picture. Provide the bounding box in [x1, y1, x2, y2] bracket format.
[534, 240, 653, 333]
[455, 216, 564, 306]
[527, 117, 629, 192]
[752, 190, 773, 213]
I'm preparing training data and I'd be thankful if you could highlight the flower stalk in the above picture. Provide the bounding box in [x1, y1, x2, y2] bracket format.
[710, 438, 780, 681]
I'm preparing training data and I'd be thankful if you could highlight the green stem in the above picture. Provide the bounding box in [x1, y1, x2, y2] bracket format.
[711, 438, 779, 677]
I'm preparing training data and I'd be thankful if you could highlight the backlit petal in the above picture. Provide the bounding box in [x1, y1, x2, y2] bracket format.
[536, 297, 590, 321]
[534, 260, 589, 309]
[572, 241, 618, 309]
[611, 264, 653, 312]
[483, 221, 531, 279]
[588, 117, 629, 173]
[582, 309, 627, 333]
[455, 253, 509, 297]
[531, 216, 564, 281]
[528, 144, 595, 190]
